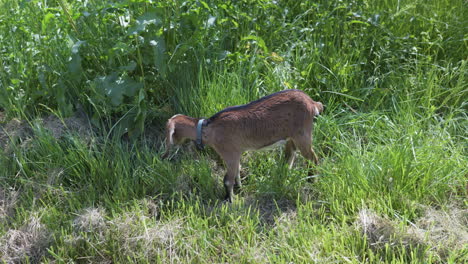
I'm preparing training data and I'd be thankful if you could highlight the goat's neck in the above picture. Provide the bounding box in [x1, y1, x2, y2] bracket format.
[200, 121, 214, 147]
[179, 116, 213, 147]
[179, 118, 198, 141]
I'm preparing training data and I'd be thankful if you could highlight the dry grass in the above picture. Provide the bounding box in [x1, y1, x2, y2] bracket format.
[357, 208, 426, 261]
[357, 206, 468, 261]
[62, 207, 110, 263]
[411, 205, 468, 257]
[0, 111, 5, 123]
[73, 207, 107, 234]
[137, 198, 160, 219]
[0, 214, 50, 263]
[109, 212, 183, 262]
[0, 187, 19, 223]
[358, 209, 404, 248]
[46, 168, 65, 186]
[64, 202, 185, 262]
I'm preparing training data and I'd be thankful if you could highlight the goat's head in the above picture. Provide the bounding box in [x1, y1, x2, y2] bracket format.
[162, 114, 197, 159]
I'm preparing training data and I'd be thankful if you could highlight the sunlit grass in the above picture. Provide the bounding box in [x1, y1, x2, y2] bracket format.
[1, 0, 466, 263]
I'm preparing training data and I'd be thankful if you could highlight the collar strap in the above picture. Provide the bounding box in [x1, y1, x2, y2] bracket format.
[196, 119, 205, 150]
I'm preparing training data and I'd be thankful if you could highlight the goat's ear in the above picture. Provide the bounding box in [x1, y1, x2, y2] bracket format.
[313, 101, 324, 116]
[167, 120, 176, 145]
[162, 119, 176, 159]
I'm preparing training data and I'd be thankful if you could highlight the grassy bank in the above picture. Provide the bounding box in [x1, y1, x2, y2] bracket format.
[1, 0, 466, 263]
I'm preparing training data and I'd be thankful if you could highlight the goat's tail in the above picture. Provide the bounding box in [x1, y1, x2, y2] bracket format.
[312, 101, 324, 116]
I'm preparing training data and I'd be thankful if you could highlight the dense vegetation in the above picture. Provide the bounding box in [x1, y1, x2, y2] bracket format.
[0, 0, 466, 263]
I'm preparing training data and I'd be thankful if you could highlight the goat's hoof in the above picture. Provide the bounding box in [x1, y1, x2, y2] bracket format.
[223, 195, 233, 203]
[233, 184, 242, 192]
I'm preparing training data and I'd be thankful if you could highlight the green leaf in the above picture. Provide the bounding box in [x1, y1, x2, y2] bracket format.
[150, 36, 167, 78]
[127, 11, 162, 35]
[241, 35, 269, 53]
[111, 104, 147, 139]
[207, 15, 216, 27]
[10, 79, 21, 85]
[322, 91, 364, 101]
[71, 40, 86, 54]
[68, 40, 86, 83]
[199, 1, 211, 11]
[119, 61, 137, 71]
[94, 73, 143, 106]
[348, 20, 370, 26]
[41, 13, 55, 34]
[137, 88, 145, 103]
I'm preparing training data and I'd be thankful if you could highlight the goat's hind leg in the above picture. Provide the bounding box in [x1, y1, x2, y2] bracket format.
[293, 133, 318, 165]
[234, 163, 242, 188]
[293, 134, 319, 176]
[284, 139, 297, 169]
[300, 145, 319, 166]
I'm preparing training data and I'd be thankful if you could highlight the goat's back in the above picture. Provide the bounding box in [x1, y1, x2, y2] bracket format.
[207, 89, 320, 151]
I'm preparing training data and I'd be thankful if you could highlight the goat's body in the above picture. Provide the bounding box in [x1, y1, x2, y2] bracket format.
[163, 89, 323, 202]
[257, 139, 287, 151]
[205, 89, 318, 152]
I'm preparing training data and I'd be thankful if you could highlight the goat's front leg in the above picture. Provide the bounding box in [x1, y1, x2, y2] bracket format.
[222, 153, 241, 203]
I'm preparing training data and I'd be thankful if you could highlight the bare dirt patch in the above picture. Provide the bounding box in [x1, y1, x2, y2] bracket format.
[0, 110, 93, 153]
[0, 118, 33, 151]
[245, 196, 297, 226]
[41, 110, 93, 141]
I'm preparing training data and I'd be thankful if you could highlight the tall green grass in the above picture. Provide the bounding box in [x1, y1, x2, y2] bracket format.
[1, 0, 466, 263]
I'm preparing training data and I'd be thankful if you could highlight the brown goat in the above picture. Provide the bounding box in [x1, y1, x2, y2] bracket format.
[162, 89, 323, 202]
